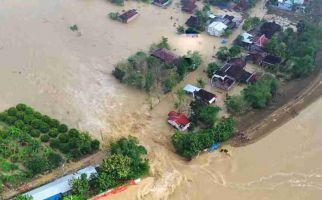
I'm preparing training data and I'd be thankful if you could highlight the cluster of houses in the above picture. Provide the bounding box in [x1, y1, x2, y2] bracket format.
[185, 12, 241, 37]
[239, 21, 283, 66]
[272, 0, 307, 12]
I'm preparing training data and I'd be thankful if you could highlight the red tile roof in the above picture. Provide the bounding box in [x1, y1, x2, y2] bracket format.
[255, 34, 269, 46]
[168, 111, 190, 126]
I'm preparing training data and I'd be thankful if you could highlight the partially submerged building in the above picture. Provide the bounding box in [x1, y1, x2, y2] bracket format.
[194, 89, 217, 104]
[207, 21, 228, 37]
[152, 0, 172, 8]
[24, 166, 97, 200]
[118, 9, 139, 23]
[181, 0, 197, 13]
[260, 22, 281, 38]
[151, 48, 177, 63]
[185, 16, 203, 31]
[167, 111, 190, 131]
[261, 54, 282, 67]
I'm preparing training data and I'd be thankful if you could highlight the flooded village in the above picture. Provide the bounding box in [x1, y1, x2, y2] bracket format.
[0, 0, 321, 199]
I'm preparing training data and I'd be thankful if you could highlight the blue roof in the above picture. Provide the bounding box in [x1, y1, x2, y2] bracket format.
[25, 166, 97, 200]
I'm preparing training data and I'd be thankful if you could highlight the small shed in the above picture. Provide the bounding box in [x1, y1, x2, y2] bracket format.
[183, 84, 200, 94]
[118, 9, 139, 23]
[207, 21, 228, 37]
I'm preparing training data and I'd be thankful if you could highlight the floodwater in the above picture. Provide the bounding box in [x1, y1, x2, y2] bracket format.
[1, 0, 322, 200]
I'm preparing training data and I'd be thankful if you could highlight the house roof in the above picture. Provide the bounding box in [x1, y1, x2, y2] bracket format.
[262, 55, 282, 65]
[185, 16, 202, 29]
[208, 21, 228, 31]
[194, 89, 216, 102]
[182, 0, 197, 13]
[245, 52, 265, 63]
[241, 32, 254, 44]
[153, 0, 170, 4]
[119, 9, 138, 22]
[151, 48, 177, 63]
[25, 166, 97, 200]
[255, 34, 269, 46]
[168, 111, 190, 126]
[183, 84, 200, 93]
[260, 22, 281, 38]
[228, 58, 246, 69]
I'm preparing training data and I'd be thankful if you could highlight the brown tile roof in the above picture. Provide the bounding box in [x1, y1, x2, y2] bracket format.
[151, 48, 177, 63]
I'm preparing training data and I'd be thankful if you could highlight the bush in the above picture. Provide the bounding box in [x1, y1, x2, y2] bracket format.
[58, 143, 70, 154]
[242, 17, 260, 31]
[24, 107, 34, 115]
[40, 134, 50, 142]
[177, 25, 185, 34]
[23, 115, 34, 125]
[110, 0, 124, 6]
[47, 152, 63, 169]
[108, 12, 119, 20]
[49, 119, 60, 128]
[225, 95, 249, 114]
[112, 67, 126, 82]
[42, 115, 52, 124]
[69, 128, 80, 138]
[8, 107, 18, 116]
[91, 140, 100, 151]
[39, 122, 50, 133]
[49, 128, 59, 138]
[21, 125, 32, 133]
[59, 133, 69, 143]
[16, 111, 25, 120]
[31, 119, 42, 129]
[206, 62, 220, 78]
[58, 124, 68, 133]
[0, 112, 7, 121]
[16, 104, 27, 111]
[33, 111, 42, 119]
[14, 120, 25, 129]
[70, 24, 79, 32]
[30, 129, 41, 138]
[6, 116, 17, 125]
[50, 138, 60, 149]
[24, 155, 48, 175]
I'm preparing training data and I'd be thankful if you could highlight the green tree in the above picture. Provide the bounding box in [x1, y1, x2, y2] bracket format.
[198, 106, 221, 127]
[229, 45, 242, 58]
[24, 155, 48, 175]
[101, 154, 132, 180]
[288, 55, 315, 78]
[242, 17, 260, 31]
[206, 62, 221, 78]
[225, 95, 249, 114]
[186, 51, 202, 71]
[175, 89, 187, 112]
[62, 195, 84, 200]
[110, 0, 124, 6]
[13, 195, 33, 200]
[70, 173, 90, 198]
[216, 46, 230, 61]
[266, 35, 287, 58]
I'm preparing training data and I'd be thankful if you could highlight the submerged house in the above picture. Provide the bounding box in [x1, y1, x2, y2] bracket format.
[245, 52, 266, 65]
[24, 166, 97, 200]
[194, 89, 217, 104]
[260, 22, 282, 38]
[261, 55, 282, 67]
[151, 48, 177, 63]
[211, 58, 256, 90]
[152, 0, 172, 8]
[118, 9, 139, 23]
[185, 16, 203, 31]
[182, 0, 197, 13]
[167, 111, 190, 131]
[207, 21, 228, 37]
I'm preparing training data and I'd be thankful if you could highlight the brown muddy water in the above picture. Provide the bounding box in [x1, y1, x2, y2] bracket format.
[1, 0, 321, 200]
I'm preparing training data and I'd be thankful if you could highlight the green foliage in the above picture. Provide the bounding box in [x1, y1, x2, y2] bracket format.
[30, 129, 41, 138]
[186, 51, 202, 71]
[112, 66, 126, 82]
[13, 195, 33, 200]
[177, 25, 185, 34]
[58, 124, 68, 133]
[110, 0, 124, 6]
[108, 12, 119, 20]
[70, 173, 90, 198]
[243, 75, 279, 108]
[40, 134, 50, 142]
[225, 95, 249, 114]
[266, 35, 287, 58]
[175, 89, 187, 112]
[49, 128, 59, 138]
[150, 37, 171, 51]
[62, 195, 84, 200]
[163, 71, 179, 93]
[24, 155, 48, 175]
[172, 118, 235, 159]
[197, 78, 206, 88]
[228, 45, 242, 58]
[206, 62, 221, 78]
[216, 46, 230, 61]
[8, 107, 18, 116]
[70, 24, 79, 32]
[198, 106, 221, 127]
[47, 152, 64, 169]
[223, 28, 233, 37]
[242, 17, 261, 31]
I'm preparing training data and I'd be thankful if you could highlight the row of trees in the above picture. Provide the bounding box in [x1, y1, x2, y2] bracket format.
[61, 136, 149, 200]
[266, 21, 321, 79]
[225, 74, 279, 114]
[113, 37, 203, 93]
[172, 118, 235, 159]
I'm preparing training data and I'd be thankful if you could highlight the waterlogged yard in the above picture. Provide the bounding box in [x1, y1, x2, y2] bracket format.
[0, 104, 100, 191]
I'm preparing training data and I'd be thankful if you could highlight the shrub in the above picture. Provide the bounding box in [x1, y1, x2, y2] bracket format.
[33, 112, 42, 119]
[39, 122, 50, 133]
[108, 12, 119, 20]
[49, 128, 59, 138]
[177, 25, 185, 34]
[58, 124, 68, 133]
[70, 24, 79, 32]
[58, 143, 70, 154]
[6, 116, 17, 125]
[225, 95, 249, 114]
[30, 129, 41, 138]
[47, 152, 63, 169]
[8, 107, 18, 116]
[0, 112, 8, 121]
[59, 133, 69, 143]
[112, 67, 126, 82]
[16, 103, 27, 111]
[110, 0, 124, 6]
[70, 149, 82, 159]
[23, 115, 34, 124]
[40, 134, 50, 142]
[21, 125, 32, 133]
[31, 119, 42, 129]
[24, 155, 48, 175]
[69, 128, 80, 138]
[42, 115, 52, 124]
[91, 140, 100, 151]
[50, 138, 60, 149]
[49, 119, 60, 128]
[14, 120, 25, 129]
[24, 107, 34, 115]
[16, 111, 25, 120]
